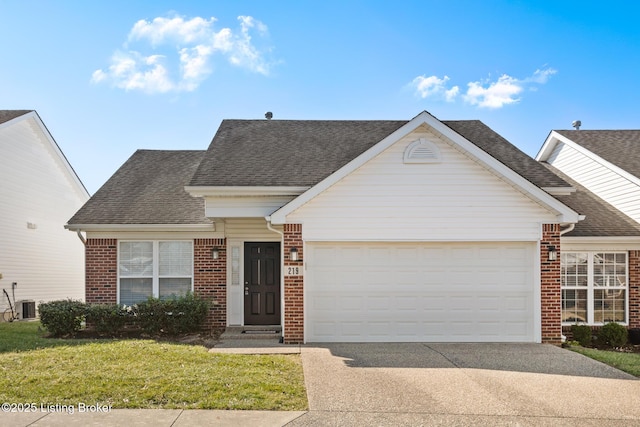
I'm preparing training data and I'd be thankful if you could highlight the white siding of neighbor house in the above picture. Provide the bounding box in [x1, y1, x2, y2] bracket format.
[286, 127, 557, 241]
[546, 142, 640, 223]
[0, 116, 89, 316]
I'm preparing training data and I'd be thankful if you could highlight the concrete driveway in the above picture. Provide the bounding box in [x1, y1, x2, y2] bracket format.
[289, 343, 640, 426]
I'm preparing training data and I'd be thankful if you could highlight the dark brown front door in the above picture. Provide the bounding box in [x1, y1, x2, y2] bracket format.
[244, 242, 281, 325]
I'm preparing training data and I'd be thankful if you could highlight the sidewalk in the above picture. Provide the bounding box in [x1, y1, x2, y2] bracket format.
[1, 409, 306, 427]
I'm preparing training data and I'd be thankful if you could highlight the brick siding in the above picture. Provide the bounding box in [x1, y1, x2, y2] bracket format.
[194, 238, 227, 332]
[629, 250, 640, 329]
[541, 224, 561, 344]
[283, 224, 304, 344]
[85, 239, 117, 304]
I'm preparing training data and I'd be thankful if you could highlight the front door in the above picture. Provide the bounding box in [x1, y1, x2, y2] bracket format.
[244, 242, 281, 325]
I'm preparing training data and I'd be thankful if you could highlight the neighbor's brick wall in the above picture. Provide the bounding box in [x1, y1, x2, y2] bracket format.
[541, 224, 561, 344]
[283, 224, 304, 344]
[194, 238, 227, 332]
[85, 238, 118, 304]
[629, 250, 640, 329]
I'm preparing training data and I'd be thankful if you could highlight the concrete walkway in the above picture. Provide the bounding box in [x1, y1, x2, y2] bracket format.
[2, 342, 638, 426]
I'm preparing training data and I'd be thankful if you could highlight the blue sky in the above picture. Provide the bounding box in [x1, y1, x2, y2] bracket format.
[2, 1, 639, 194]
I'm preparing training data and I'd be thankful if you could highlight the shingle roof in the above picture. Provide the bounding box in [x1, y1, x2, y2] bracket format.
[68, 150, 211, 225]
[543, 164, 640, 237]
[190, 120, 407, 187]
[190, 119, 569, 189]
[555, 130, 640, 178]
[71, 117, 573, 226]
[445, 120, 569, 188]
[0, 110, 31, 125]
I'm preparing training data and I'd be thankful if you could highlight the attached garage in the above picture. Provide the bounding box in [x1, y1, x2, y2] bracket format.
[305, 242, 537, 342]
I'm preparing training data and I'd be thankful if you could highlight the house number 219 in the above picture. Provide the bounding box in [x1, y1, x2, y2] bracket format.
[285, 266, 301, 276]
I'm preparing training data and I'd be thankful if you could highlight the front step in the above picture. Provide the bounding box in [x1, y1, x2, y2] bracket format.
[220, 325, 282, 341]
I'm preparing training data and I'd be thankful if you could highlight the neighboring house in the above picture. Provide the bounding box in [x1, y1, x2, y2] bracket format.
[67, 111, 594, 344]
[0, 110, 89, 318]
[537, 130, 640, 336]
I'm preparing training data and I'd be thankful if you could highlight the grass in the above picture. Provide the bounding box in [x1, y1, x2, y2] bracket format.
[0, 321, 307, 410]
[570, 346, 640, 377]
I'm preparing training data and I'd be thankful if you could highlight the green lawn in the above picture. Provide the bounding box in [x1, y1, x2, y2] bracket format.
[0, 321, 307, 410]
[570, 346, 640, 377]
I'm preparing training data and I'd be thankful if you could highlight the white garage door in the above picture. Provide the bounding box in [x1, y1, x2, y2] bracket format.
[306, 242, 536, 342]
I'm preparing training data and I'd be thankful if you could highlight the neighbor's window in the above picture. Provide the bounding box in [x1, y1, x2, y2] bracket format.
[561, 252, 627, 325]
[119, 241, 193, 306]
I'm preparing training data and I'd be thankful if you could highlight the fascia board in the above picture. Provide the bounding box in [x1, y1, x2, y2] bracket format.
[535, 131, 559, 161]
[269, 111, 433, 224]
[272, 111, 580, 224]
[65, 223, 215, 232]
[185, 186, 309, 197]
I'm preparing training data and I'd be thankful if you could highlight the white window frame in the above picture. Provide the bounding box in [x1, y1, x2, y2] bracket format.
[118, 240, 194, 305]
[561, 251, 628, 326]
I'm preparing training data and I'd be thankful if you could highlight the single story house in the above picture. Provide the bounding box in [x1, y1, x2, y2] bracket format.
[1, 110, 89, 318]
[66, 111, 639, 344]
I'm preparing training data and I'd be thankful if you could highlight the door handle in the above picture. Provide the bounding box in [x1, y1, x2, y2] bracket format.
[244, 287, 249, 296]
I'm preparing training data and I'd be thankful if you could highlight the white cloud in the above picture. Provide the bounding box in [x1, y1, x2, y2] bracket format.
[412, 75, 459, 102]
[410, 67, 556, 109]
[92, 14, 275, 94]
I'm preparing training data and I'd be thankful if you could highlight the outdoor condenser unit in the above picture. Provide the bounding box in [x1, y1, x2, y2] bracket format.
[17, 300, 36, 319]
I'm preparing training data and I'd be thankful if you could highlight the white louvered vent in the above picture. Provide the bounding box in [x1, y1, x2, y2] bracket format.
[403, 138, 441, 163]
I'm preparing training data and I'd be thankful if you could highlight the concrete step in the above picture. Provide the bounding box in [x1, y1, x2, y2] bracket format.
[220, 325, 282, 341]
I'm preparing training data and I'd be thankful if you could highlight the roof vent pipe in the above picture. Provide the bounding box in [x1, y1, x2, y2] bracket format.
[572, 120, 581, 130]
[265, 111, 273, 120]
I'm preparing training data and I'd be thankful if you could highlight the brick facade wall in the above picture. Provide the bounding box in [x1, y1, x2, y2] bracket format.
[283, 224, 304, 344]
[194, 238, 227, 332]
[629, 250, 640, 329]
[541, 224, 561, 344]
[85, 239, 117, 304]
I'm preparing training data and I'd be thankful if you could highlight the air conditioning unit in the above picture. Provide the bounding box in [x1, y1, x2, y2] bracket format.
[16, 300, 36, 320]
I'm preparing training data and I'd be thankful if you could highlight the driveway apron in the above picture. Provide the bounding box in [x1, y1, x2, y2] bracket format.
[289, 343, 640, 426]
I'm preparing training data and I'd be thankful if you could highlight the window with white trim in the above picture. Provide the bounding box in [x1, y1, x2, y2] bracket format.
[119, 241, 193, 306]
[561, 252, 627, 325]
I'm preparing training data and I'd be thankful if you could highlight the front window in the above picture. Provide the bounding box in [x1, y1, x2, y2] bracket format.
[119, 241, 193, 306]
[561, 252, 627, 325]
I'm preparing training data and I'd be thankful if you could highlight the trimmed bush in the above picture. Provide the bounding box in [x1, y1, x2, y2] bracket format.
[38, 299, 86, 336]
[570, 324, 592, 347]
[135, 292, 210, 335]
[85, 304, 130, 334]
[597, 322, 628, 348]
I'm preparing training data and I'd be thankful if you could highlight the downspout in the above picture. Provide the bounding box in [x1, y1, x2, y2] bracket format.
[266, 217, 285, 343]
[560, 223, 575, 236]
[76, 230, 86, 246]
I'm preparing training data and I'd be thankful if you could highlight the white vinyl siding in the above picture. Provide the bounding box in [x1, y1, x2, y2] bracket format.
[118, 241, 193, 305]
[287, 128, 557, 241]
[306, 242, 537, 342]
[0, 115, 88, 314]
[547, 142, 640, 223]
[204, 196, 295, 217]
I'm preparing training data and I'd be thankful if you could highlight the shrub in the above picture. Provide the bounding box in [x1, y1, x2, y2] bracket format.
[570, 324, 592, 347]
[38, 299, 86, 336]
[85, 304, 130, 334]
[597, 322, 628, 348]
[135, 292, 210, 335]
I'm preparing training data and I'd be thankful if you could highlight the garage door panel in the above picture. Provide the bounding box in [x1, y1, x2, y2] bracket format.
[306, 242, 535, 342]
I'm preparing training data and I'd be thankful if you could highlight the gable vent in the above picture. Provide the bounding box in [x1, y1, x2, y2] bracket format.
[403, 138, 441, 163]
